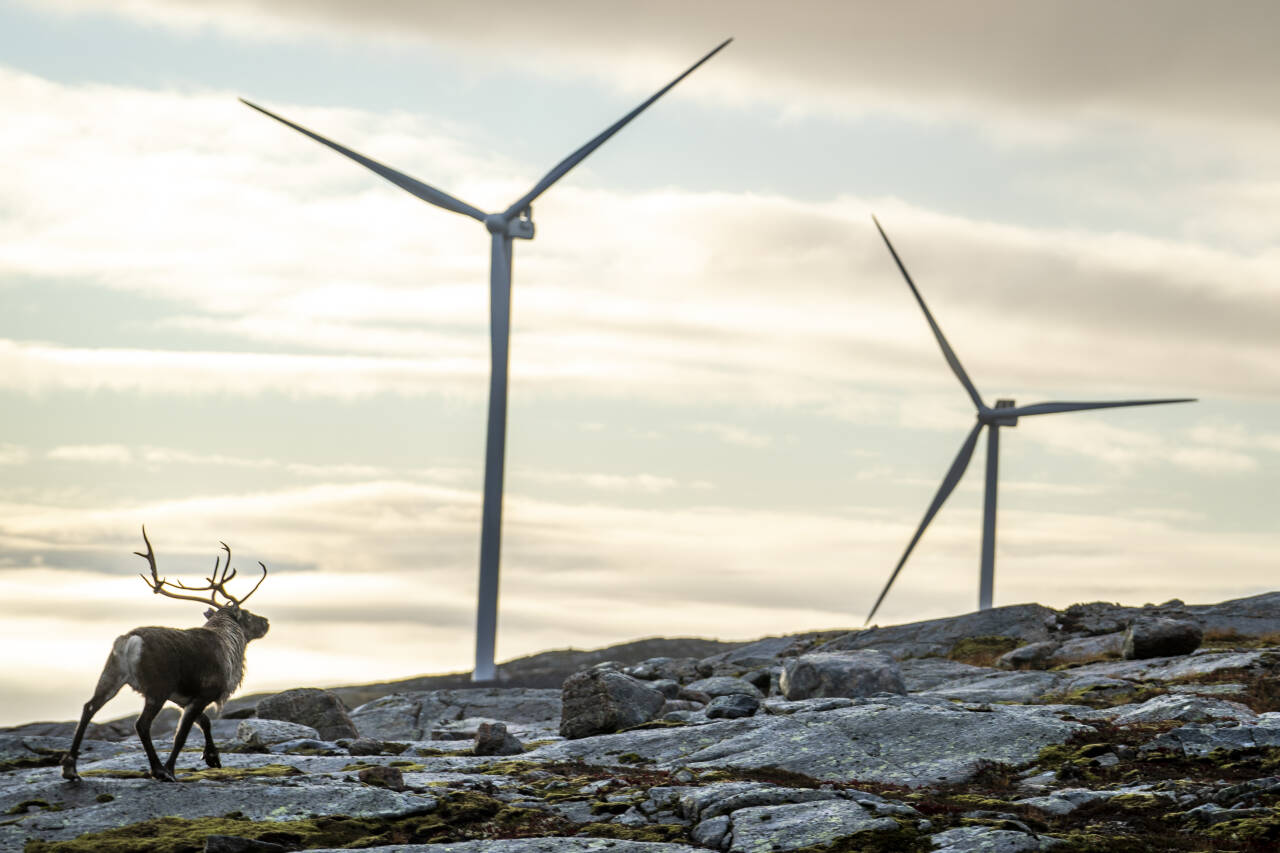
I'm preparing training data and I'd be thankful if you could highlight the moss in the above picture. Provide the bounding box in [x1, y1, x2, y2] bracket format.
[787, 819, 924, 853]
[577, 822, 688, 842]
[0, 754, 62, 773]
[388, 760, 426, 770]
[948, 636, 1023, 667]
[1200, 810, 1280, 843]
[177, 764, 302, 781]
[615, 753, 649, 765]
[947, 794, 1013, 810]
[77, 769, 150, 779]
[94, 794, 114, 804]
[6, 800, 59, 815]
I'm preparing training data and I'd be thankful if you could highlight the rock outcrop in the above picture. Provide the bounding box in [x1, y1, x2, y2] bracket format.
[4, 589, 1279, 852]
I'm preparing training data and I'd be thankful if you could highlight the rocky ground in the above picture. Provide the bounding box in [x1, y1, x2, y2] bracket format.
[3, 592, 1280, 852]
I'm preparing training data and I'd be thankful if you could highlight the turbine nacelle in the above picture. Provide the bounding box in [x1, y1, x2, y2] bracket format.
[486, 208, 535, 239]
[979, 399, 1019, 427]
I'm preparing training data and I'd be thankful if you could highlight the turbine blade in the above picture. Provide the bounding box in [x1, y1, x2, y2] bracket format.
[866, 422, 983, 625]
[502, 38, 732, 219]
[240, 98, 487, 223]
[1002, 398, 1197, 418]
[872, 215, 986, 412]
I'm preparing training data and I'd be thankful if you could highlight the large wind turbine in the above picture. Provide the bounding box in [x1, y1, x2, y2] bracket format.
[865, 216, 1195, 624]
[243, 40, 732, 681]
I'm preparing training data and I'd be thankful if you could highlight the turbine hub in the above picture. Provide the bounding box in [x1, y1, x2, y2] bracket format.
[990, 398, 1018, 427]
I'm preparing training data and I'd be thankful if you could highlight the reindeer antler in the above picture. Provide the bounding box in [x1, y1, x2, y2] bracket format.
[136, 525, 267, 608]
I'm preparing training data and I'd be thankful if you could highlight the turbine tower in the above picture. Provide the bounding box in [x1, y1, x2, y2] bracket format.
[865, 216, 1195, 624]
[243, 39, 732, 681]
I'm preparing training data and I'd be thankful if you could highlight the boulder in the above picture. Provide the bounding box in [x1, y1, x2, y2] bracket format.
[684, 676, 763, 699]
[780, 651, 906, 700]
[474, 721, 524, 756]
[624, 657, 701, 683]
[1123, 616, 1204, 660]
[705, 693, 760, 719]
[234, 718, 320, 747]
[1110, 694, 1258, 726]
[724, 799, 899, 852]
[558, 669, 666, 739]
[255, 688, 358, 741]
[1046, 632, 1124, 666]
[997, 641, 1057, 670]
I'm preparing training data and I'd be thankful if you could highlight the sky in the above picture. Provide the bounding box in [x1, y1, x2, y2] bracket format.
[1, 0, 1277, 726]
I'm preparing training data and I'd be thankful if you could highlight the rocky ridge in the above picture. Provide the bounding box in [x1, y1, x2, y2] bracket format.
[3, 591, 1279, 852]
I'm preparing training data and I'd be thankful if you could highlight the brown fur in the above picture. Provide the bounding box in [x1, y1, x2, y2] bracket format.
[61, 605, 269, 783]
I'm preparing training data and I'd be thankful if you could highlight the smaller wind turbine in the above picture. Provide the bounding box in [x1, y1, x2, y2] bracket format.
[865, 216, 1195, 624]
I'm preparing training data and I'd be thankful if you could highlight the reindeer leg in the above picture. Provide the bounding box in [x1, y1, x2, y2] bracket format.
[137, 696, 176, 782]
[62, 643, 128, 782]
[163, 700, 212, 777]
[196, 711, 221, 768]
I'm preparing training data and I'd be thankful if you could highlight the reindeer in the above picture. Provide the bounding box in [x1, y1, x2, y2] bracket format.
[61, 526, 270, 783]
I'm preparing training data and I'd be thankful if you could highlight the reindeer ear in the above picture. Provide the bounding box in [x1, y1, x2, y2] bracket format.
[204, 608, 216, 620]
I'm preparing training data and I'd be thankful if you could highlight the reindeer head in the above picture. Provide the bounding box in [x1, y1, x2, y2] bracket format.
[136, 526, 270, 640]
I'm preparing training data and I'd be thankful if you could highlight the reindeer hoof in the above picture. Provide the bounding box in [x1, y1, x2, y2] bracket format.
[151, 767, 178, 783]
[204, 753, 222, 769]
[61, 760, 81, 783]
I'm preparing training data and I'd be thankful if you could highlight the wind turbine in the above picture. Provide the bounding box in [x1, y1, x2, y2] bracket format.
[865, 216, 1195, 624]
[242, 39, 732, 681]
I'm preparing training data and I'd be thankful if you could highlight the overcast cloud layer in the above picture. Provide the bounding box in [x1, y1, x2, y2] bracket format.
[1, 1, 1276, 725]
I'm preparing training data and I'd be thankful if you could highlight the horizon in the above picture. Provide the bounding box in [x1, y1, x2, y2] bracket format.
[1, 1, 1277, 727]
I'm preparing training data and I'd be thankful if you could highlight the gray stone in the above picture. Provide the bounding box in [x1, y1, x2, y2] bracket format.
[1066, 649, 1269, 682]
[998, 640, 1057, 669]
[824, 603, 1059, 659]
[235, 718, 320, 746]
[930, 825, 1060, 852]
[310, 841, 705, 852]
[7, 775, 436, 843]
[346, 737, 387, 756]
[1046, 632, 1124, 666]
[625, 657, 702, 683]
[921, 670, 1064, 704]
[899, 659, 996, 692]
[357, 764, 406, 791]
[690, 813, 730, 847]
[1145, 718, 1280, 757]
[559, 669, 665, 739]
[1124, 616, 1204, 659]
[684, 676, 764, 699]
[1110, 694, 1257, 726]
[650, 679, 682, 699]
[349, 688, 562, 740]
[705, 694, 759, 719]
[474, 721, 524, 756]
[256, 688, 358, 741]
[532, 701, 1089, 787]
[780, 651, 906, 700]
[726, 799, 899, 852]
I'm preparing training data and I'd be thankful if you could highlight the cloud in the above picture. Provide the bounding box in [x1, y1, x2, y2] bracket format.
[0, 444, 28, 465]
[47, 444, 133, 463]
[26, 1, 1280, 143]
[690, 422, 772, 449]
[2, 68, 1277, 416]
